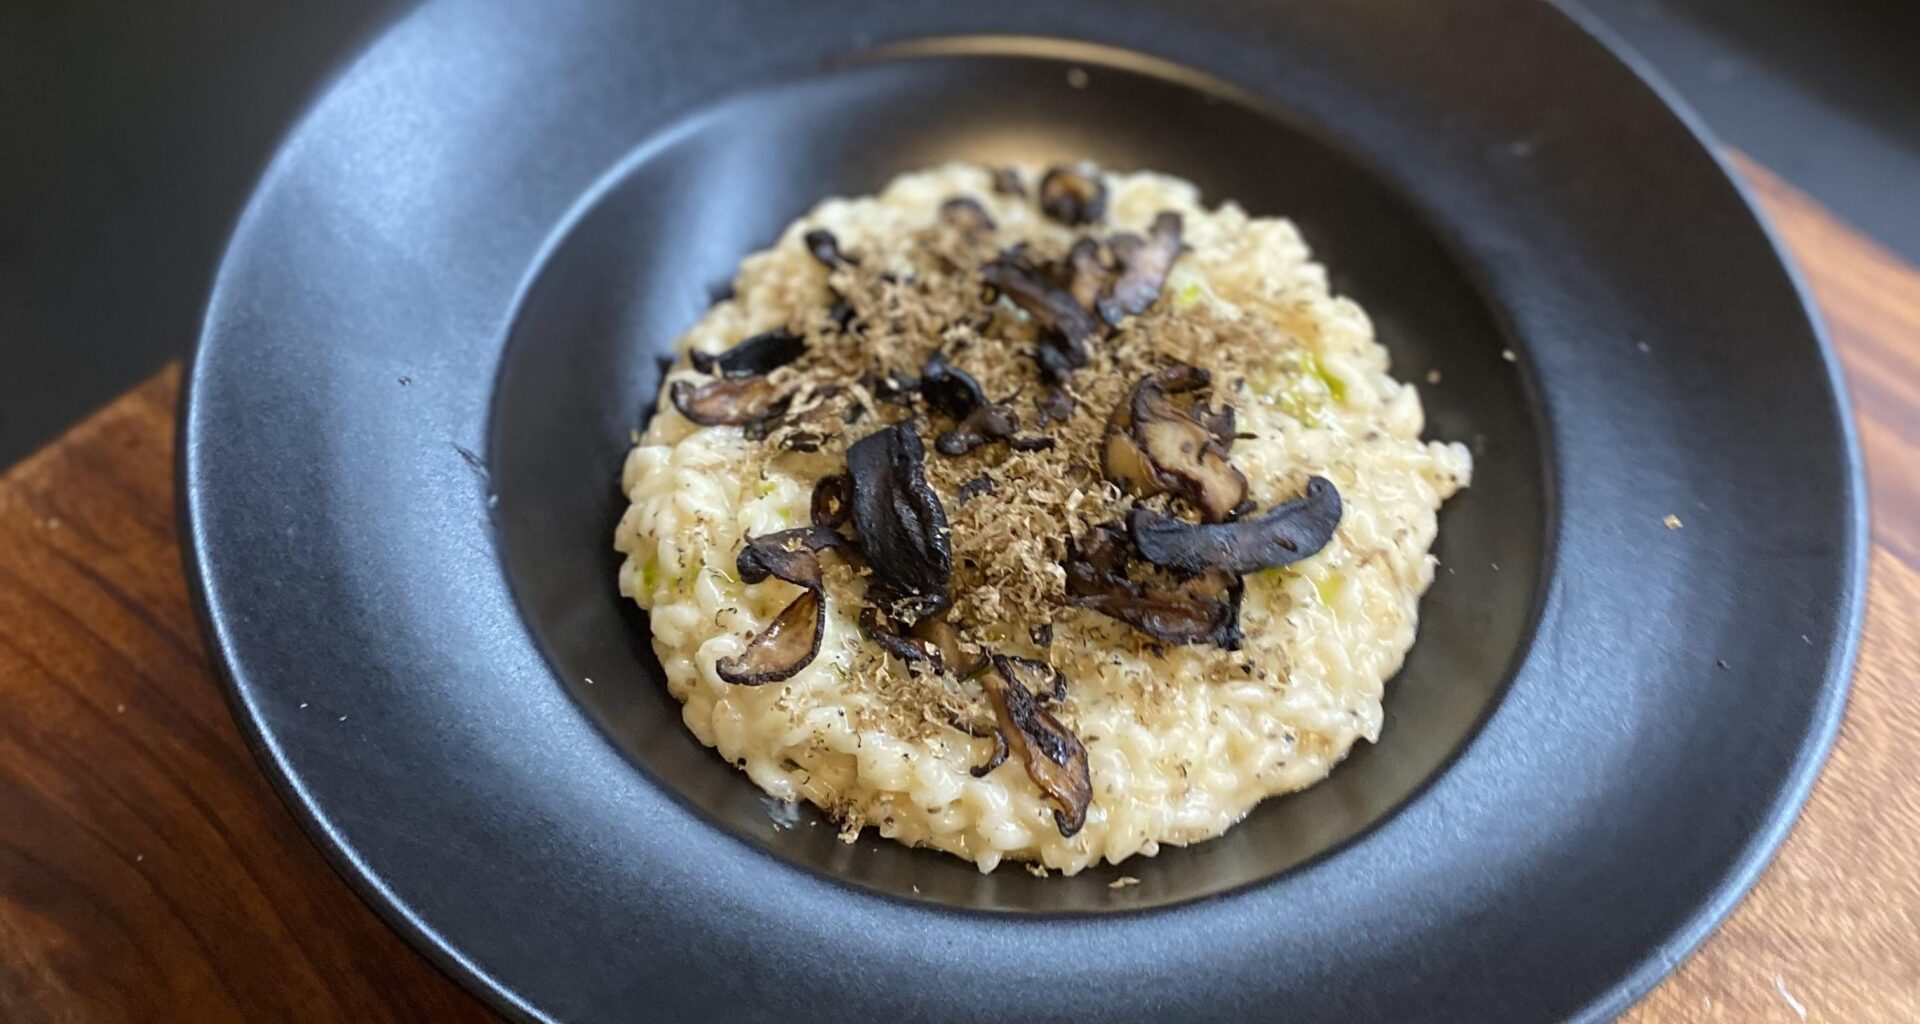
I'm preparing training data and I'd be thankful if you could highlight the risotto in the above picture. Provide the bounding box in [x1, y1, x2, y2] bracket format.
[613, 163, 1470, 874]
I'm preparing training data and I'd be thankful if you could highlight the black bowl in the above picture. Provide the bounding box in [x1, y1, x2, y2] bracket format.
[183, 2, 1864, 1021]
[491, 40, 1548, 913]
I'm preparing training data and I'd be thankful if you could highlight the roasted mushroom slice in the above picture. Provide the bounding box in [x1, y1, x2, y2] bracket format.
[919, 352, 989, 419]
[735, 526, 845, 589]
[861, 606, 978, 677]
[846, 422, 952, 602]
[860, 604, 936, 668]
[998, 654, 1068, 705]
[956, 474, 995, 506]
[990, 166, 1025, 198]
[715, 587, 824, 686]
[1130, 475, 1344, 575]
[981, 256, 1102, 368]
[1102, 365, 1247, 521]
[1130, 383, 1247, 522]
[939, 197, 997, 236]
[980, 655, 1092, 836]
[811, 473, 851, 529]
[970, 729, 1010, 778]
[804, 228, 849, 269]
[689, 327, 805, 378]
[670, 376, 789, 428]
[1068, 560, 1242, 647]
[1038, 164, 1108, 226]
[1064, 237, 1108, 312]
[1035, 387, 1076, 426]
[1097, 212, 1185, 324]
[935, 403, 1020, 456]
[1064, 524, 1243, 647]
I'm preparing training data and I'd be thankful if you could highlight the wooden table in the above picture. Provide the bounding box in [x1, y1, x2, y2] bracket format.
[2, 156, 1914, 1023]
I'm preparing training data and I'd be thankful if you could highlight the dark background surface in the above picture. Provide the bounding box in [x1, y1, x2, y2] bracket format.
[2, 0, 1916, 468]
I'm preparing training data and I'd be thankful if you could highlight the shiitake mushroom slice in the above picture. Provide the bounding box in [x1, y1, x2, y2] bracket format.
[735, 526, 846, 589]
[981, 654, 1092, 837]
[935, 404, 1022, 457]
[1038, 164, 1107, 226]
[939, 197, 997, 236]
[715, 588, 824, 686]
[1097, 212, 1184, 324]
[670, 376, 789, 428]
[1129, 475, 1344, 576]
[811, 473, 851, 529]
[846, 422, 952, 602]
[981, 255, 1102, 359]
[689, 327, 805, 378]
[919, 352, 989, 420]
[990, 166, 1025, 198]
[1102, 364, 1247, 522]
[1064, 237, 1108, 313]
[1064, 524, 1244, 647]
[804, 228, 849, 269]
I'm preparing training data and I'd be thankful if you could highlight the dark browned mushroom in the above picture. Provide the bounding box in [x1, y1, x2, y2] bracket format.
[956, 474, 995, 506]
[980, 654, 1091, 836]
[981, 254, 1103, 354]
[998, 654, 1068, 705]
[811, 473, 851, 529]
[970, 729, 1010, 778]
[716, 588, 824, 686]
[1064, 237, 1108, 312]
[860, 605, 978, 678]
[1035, 387, 1076, 426]
[1097, 212, 1185, 324]
[689, 327, 805, 378]
[860, 604, 937, 667]
[1129, 475, 1343, 575]
[940, 197, 997, 236]
[846, 422, 952, 603]
[865, 370, 919, 406]
[735, 526, 846, 589]
[919, 352, 989, 420]
[990, 166, 1025, 198]
[1038, 164, 1108, 226]
[935, 403, 1021, 456]
[1101, 365, 1247, 522]
[670, 376, 790, 428]
[804, 228, 849, 269]
[1065, 525, 1243, 647]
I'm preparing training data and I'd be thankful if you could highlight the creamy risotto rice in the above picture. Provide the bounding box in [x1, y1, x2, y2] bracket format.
[613, 163, 1470, 874]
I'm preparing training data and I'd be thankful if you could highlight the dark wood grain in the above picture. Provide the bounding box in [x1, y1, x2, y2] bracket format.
[0, 160, 1913, 1022]
[0, 369, 496, 1023]
[1618, 156, 1920, 1024]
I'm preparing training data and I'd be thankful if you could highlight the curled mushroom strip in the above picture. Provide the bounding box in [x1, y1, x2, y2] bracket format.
[980, 655, 1091, 837]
